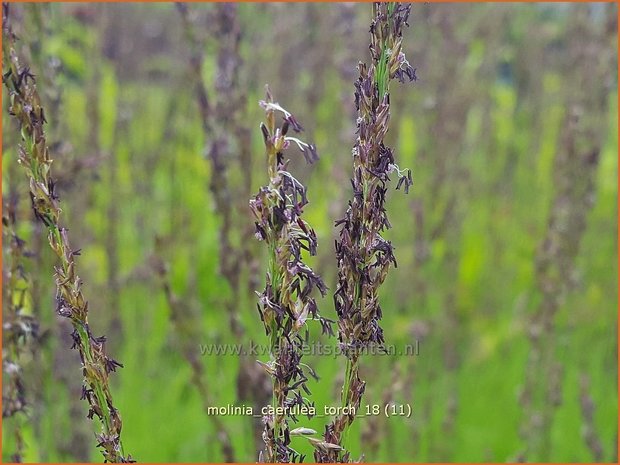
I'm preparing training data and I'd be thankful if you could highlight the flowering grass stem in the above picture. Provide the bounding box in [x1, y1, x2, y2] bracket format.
[2, 7, 131, 462]
[251, 86, 332, 463]
[316, 3, 416, 462]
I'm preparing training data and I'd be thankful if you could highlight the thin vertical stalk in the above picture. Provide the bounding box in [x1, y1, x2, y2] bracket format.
[152, 249, 236, 462]
[175, 3, 271, 452]
[518, 5, 613, 460]
[176, 4, 267, 455]
[578, 373, 604, 461]
[2, 195, 40, 462]
[176, 2, 249, 338]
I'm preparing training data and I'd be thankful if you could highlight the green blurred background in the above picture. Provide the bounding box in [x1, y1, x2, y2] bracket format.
[2, 2, 618, 462]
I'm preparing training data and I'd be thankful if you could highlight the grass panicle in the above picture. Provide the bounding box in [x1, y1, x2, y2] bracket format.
[2, 8, 132, 462]
[317, 3, 416, 462]
[251, 86, 332, 463]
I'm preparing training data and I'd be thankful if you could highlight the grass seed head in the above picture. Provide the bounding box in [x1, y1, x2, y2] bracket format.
[2, 8, 132, 462]
[318, 3, 416, 462]
[252, 86, 332, 463]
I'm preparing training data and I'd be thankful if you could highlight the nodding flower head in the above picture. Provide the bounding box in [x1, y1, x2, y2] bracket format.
[259, 85, 318, 174]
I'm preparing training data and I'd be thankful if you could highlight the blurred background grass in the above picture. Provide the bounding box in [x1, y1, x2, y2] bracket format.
[2, 2, 618, 463]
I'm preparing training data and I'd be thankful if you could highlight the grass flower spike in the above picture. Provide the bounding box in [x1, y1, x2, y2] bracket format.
[317, 3, 416, 462]
[2, 8, 132, 462]
[251, 86, 332, 463]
